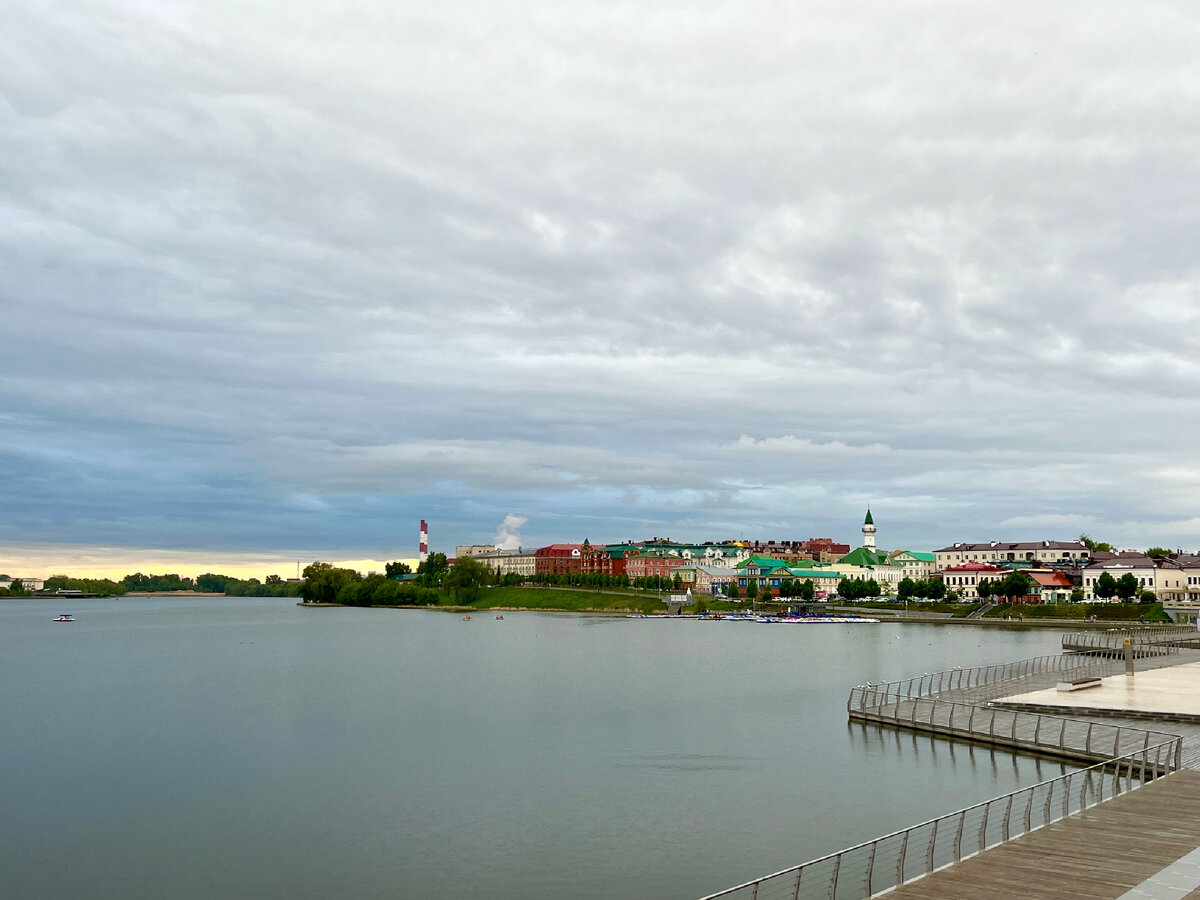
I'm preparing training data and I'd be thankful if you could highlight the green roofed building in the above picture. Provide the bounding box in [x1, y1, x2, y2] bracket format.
[835, 509, 904, 593]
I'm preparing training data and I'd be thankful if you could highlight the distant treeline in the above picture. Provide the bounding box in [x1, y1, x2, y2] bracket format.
[0, 572, 304, 598]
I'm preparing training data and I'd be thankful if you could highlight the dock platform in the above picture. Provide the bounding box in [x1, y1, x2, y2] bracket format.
[885, 768, 1200, 899]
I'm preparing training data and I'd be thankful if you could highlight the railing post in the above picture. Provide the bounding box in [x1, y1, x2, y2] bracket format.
[1024, 788, 1033, 832]
[968, 705, 976, 731]
[926, 819, 938, 874]
[953, 810, 965, 862]
[829, 853, 841, 900]
[1001, 795, 1013, 841]
[896, 831, 908, 885]
[1043, 781, 1054, 824]
[791, 865, 802, 900]
[1058, 719, 1066, 750]
[1086, 723, 1093, 755]
[1034, 716, 1041, 744]
[978, 803, 989, 850]
[1062, 773, 1070, 818]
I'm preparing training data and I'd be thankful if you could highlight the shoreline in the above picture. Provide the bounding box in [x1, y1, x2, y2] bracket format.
[295, 601, 1184, 629]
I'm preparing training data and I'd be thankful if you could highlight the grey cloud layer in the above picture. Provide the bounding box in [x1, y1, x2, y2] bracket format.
[3, 0, 1200, 556]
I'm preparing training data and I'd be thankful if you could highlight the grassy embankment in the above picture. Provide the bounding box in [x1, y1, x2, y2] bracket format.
[839, 600, 983, 617]
[982, 602, 1170, 622]
[815, 599, 1172, 622]
[444, 586, 746, 614]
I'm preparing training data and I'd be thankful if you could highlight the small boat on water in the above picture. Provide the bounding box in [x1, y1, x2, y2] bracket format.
[53, 614, 74, 622]
[495, 614, 504, 620]
[462, 615, 471, 621]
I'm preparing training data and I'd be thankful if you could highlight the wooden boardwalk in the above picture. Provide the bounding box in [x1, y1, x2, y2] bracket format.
[885, 769, 1200, 899]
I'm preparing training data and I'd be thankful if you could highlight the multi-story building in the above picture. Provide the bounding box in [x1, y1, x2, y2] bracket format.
[933, 540, 1090, 570]
[626, 552, 691, 580]
[455, 545, 496, 559]
[890, 550, 936, 581]
[676, 565, 738, 595]
[802, 538, 852, 562]
[939, 562, 1008, 599]
[534, 544, 584, 576]
[580, 541, 638, 576]
[474, 549, 537, 578]
[1081, 553, 1190, 601]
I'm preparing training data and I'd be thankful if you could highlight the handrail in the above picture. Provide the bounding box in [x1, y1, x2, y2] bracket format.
[696, 739, 1181, 900]
[849, 653, 1105, 707]
[848, 690, 1181, 772]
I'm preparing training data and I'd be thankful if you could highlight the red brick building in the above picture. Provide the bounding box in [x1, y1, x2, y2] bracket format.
[535, 544, 584, 576]
[626, 553, 691, 580]
[580, 542, 638, 576]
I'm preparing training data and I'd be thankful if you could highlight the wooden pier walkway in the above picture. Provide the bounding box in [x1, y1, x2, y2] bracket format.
[885, 769, 1200, 899]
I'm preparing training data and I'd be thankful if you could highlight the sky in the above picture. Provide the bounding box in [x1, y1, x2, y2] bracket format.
[4, 1, 1200, 579]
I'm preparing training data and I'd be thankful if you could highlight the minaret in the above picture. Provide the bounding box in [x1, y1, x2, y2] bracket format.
[862, 508, 877, 552]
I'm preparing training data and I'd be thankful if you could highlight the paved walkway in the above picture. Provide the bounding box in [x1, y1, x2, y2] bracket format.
[1000, 662, 1200, 719]
[886, 770, 1200, 899]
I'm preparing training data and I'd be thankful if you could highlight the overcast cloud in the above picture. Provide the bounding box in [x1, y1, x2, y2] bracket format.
[4, 1, 1200, 573]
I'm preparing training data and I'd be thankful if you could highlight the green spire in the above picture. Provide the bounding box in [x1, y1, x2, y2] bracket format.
[864, 509, 874, 525]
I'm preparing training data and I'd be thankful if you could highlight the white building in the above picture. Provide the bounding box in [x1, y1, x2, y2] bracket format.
[474, 549, 536, 578]
[934, 540, 1090, 570]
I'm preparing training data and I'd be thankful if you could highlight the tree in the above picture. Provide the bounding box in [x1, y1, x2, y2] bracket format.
[746, 580, 758, 600]
[1079, 534, 1113, 553]
[1140, 590, 1157, 603]
[1070, 588, 1085, 603]
[923, 578, 946, 601]
[1094, 572, 1118, 600]
[416, 553, 449, 587]
[443, 557, 489, 604]
[1000, 572, 1032, 602]
[897, 578, 916, 601]
[797, 579, 815, 601]
[1115, 573, 1139, 601]
[727, 583, 739, 600]
[300, 562, 361, 604]
[1145, 547, 1171, 559]
[385, 560, 413, 578]
[976, 578, 993, 600]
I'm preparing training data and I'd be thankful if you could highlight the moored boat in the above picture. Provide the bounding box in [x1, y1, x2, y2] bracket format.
[53, 614, 74, 622]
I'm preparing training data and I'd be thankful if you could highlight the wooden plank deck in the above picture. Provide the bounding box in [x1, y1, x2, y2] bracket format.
[885, 769, 1200, 899]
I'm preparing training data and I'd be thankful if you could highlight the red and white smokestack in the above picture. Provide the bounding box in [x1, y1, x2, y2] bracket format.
[419, 519, 429, 563]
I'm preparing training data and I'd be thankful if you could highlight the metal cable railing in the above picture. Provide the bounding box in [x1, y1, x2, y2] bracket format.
[848, 690, 1182, 772]
[696, 740, 1181, 900]
[1062, 626, 1195, 655]
[849, 653, 1105, 707]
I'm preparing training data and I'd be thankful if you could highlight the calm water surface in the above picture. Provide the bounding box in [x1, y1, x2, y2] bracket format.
[0, 598, 1069, 899]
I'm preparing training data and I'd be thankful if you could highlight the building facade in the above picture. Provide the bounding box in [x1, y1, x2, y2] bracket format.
[934, 540, 1090, 570]
[534, 544, 584, 576]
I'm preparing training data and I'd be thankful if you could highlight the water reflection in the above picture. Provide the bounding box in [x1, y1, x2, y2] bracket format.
[847, 720, 1072, 787]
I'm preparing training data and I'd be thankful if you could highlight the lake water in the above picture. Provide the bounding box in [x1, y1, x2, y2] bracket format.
[0, 598, 1070, 899]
